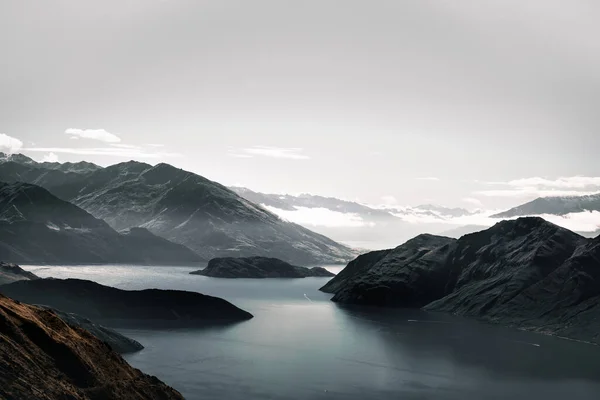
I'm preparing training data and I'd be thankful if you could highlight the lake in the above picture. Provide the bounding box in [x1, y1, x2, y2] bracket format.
[23, 265, 600, 400]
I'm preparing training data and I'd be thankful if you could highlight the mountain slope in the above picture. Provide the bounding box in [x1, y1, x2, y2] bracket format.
[321, 235, 456, 307]
[0, 294, 183, 399]
[322, 217, 600, 344]
[0, 158, 354, 264]
[492, 193, 600, 217]
[0, 182, 201, 264]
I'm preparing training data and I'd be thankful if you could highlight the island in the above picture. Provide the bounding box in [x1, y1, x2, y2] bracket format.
[190, 256, 336, 278]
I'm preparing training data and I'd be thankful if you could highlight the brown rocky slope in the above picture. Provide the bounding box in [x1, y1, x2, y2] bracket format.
[0, 294, 183, 400]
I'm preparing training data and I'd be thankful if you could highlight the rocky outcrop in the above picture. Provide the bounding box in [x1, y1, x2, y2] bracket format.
[322, 217, 600, 344]
[320, 235, 456, 307]
[0, 158, 355, 265]
[191, 256, 335, 278]
[0, 294, 183, 400]
[0, 182, 201, 264]
[0, 278, 253, 328]
[0, 262, 39, 285]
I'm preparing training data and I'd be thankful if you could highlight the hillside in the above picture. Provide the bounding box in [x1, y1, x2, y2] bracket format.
[0, 293, 183, 399]
[0, 157, 354, 264]
[0, 182, 201, 264]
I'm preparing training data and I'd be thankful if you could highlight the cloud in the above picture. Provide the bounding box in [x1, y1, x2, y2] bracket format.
[392, 207, 600, 234]
[228, 146, 309, 160]
[416, 177, 440, 181]
[501, 176, 600, 189]
[0, 133, 23, 154]
[380, 195, 398, 205]
[42, 152, 59, 163]
[262, 205, 375, 228]
[65, 128, 121, 143]
[22, 147, 182, 159]
[476, 188, 600, 198]
[478, 176, 600, 198]
[462, 197, 483, 207]
[146, 143, 165, 148]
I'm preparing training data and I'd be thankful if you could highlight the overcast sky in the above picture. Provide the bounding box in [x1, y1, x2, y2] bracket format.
[1, 0, 599, 209]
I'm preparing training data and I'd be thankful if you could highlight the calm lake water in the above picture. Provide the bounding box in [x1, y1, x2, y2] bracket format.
[23, 265, 600, 400]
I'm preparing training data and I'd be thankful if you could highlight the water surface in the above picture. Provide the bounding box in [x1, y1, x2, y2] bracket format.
[24, 265, 600, 400]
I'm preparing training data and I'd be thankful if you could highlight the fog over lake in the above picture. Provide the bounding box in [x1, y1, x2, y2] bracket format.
[22, 265, 600, 400]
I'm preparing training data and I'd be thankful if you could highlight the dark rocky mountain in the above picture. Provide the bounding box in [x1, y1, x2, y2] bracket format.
[0, 261, 40, 285]
[0, 294, 183, 400]
[0, 182, 201, 264]
[321, 217, 600, 344]
[0, 278, 253, 328]
[439, 224, 489, 238]
[0, 156, 354, 264]
[492, 193, 600, 217]
[320, 235, 456, 307]
[191, 256, 335, 278]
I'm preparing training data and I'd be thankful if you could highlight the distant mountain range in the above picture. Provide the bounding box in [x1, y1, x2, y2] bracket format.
[0, 154, 353, 264]
[230, 186, 476, 248]
[492, 193, 600, 218]
[230, 187, 473, 221]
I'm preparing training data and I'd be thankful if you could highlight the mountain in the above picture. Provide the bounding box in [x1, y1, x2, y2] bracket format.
[0, 262, 40, 285]
[0, 278, 253, 328]
[230, 187, 395, 219]
[492, 193, 600, 217]
[0, 156, 354, 264]
[230, 186, 475, 250]
[320, 234, 456, 307]
[439, 224, 488, 238]
[413, 204, 473, 218]
[0, 182, 201, 264]
[0, 294, 183, 399]
[191, 256, 335, 278]
[321, 217, 600, 344]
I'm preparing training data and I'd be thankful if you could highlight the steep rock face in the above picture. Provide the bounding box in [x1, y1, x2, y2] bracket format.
[320, 235, 456, 307]
[0, 278, 253, 327]
[424, 218, 586, 316]
[0, 182, 201, 264]
[0, 159, 354, 265]
[0, 262, 40, 285]
[492, 193, 600, 217]
[0, 294, 183, 400]
[190, 256, 335, 278]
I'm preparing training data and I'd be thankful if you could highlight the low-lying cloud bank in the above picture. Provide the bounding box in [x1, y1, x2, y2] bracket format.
[263, 203, 600, 237]
[262, 205, 375, 228]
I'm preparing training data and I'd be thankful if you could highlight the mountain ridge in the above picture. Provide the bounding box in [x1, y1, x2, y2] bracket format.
[0, 155, 354, 264]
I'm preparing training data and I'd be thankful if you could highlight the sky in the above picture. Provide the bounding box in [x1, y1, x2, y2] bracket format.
[1, 0, 599, 211]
